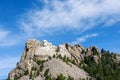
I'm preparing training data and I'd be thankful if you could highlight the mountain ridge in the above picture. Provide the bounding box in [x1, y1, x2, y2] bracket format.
[8, 39, 120, 80]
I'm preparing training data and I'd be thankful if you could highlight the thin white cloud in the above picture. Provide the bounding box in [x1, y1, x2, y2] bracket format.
[0, 57, 19, 70]
[0, 57, 20, 79]
[0, 26, 21, 47]
[0, 29, 15, 46]
[20, 0, 120, 37]
[71, 33, 98, 44]
[0, 29, 9, 39]
[103, 18, 120, 27]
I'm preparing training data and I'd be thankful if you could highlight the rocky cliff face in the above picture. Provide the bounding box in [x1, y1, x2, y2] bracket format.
[8, 39, 102, 80]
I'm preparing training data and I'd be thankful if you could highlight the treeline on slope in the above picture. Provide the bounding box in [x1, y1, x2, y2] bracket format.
[81, 49, 120, 80]
[54, 48, 120, 80]
[30, 49, 120, 80]
[7, 48, 120, 80]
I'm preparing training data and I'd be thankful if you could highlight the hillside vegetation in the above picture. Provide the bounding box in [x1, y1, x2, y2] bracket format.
[7, 39, 120, 80]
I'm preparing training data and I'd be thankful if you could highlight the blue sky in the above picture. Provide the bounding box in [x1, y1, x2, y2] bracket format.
[0, 0, 120, 79]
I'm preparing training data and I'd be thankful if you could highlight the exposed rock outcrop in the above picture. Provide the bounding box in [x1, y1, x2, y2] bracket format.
[8, 39, 102, 80]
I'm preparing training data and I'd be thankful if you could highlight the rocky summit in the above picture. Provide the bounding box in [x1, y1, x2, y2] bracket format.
[8, 39, 120, 80]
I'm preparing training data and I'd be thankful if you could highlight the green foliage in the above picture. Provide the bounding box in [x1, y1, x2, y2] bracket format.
[44, 68, 53, 80]
[44, 73, 74, 80]
[36, 70, 40, 76]
[81, 49, 120, 80]
[92, 47, 99, 55]
[67, 75, 74, 80]
[45, 75, 52, 80]
[53, 54, 56, 58]
[65, 43, 69, 49]
[56, 74, 74, 80]
[101, 48, 106, 53]
[63, 55, 68, 63]
[40, 63, 44, 71]
[14, 75, 19, 80]
[24, 69, 29, 75]
[55, 54, 76, 65]
[36, 60, 44, 71]
[36, 60, 44, 65]
[57, 54, 62, 59]
[71, 59, 76, 65]
[32, 67, 37, 71]
[56, 74, 65, 80]
[48, 56, 52, 60]
[18, 48, 119, 80]
[44, 68, 50, 76]
[29, 70, 33, 79]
